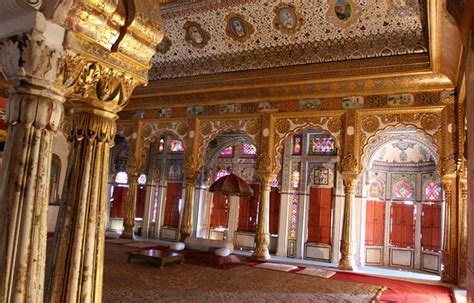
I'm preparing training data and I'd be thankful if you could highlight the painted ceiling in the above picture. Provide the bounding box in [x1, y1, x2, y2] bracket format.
[372, 139, 435, 164]
[150, 0, 428, 80]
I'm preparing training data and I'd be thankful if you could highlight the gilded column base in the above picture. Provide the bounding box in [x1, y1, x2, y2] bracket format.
[120, 226, 135, 239]
[338, 257, 355, 271]
[252, 233, 271, 261]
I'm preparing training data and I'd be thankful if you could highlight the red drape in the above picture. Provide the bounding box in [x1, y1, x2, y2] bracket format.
[210, 192, 229, 228]
[307, 187, 333, 245]
[390, 203, 415, 248]
[365, 200, 385, 246]
[421, 203, 442, 251]
[238, 184, 260, 233]
[163, 182, 182, 227]
[110, 186, 128, 218]
[269, 189, 280, 235]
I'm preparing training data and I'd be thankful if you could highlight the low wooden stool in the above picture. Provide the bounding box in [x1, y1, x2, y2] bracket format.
[128, 249, 184, 269]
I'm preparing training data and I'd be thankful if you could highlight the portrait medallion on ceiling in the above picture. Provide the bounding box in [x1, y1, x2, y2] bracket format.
[184, 21, 210, 48]
[273, 3, 303, 35]
[326, 0, 361, 29]
[225, 13, 255, 43]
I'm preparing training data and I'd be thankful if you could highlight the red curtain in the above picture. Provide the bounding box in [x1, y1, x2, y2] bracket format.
[365, 200, 385, 246]
[110, 186, 128, 218]
[238, 184, 260, 233]
[307, 187, 333, 245]
[135, 185, 147, 219]
[163, 182, 182, 227]
[269, 189, 281, 235]
[390, 203, 415, 248]
[210, 192, 229, 228]
[421, 203, 442, 251]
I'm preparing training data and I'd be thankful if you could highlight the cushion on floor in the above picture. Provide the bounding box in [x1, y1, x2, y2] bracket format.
[254, 262, 299, 272]
[296, 267, 336, 278]
[169, 242, 185, 251]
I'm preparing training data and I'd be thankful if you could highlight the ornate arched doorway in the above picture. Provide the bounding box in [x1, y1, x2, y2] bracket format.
[361, 129, 443, 274]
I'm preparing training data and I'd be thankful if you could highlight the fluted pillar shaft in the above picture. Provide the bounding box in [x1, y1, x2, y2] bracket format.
[339, 174, 357, 270]
[45, 111, 115, 302]
[0, 13, 65, 303]
[121, 171, 139, 239]
[253, 175, 272, 261]
[0, 91, 63, 303]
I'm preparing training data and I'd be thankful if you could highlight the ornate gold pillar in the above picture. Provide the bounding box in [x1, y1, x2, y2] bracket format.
[121, 164, 139, 239]
[338, 155, 358, 271]
[253, 173, 273, 261]
[121, 123, 142, 239]
[441, 156, 458, 283]
[253, 113, 274, 261]
[42, 1, 164, 301]
[0, 13, 65, 303]
[180, 157, 199, 241]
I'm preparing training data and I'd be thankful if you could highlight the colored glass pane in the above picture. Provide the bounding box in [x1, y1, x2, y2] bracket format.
[289, 193, 299, 238]
[293, 136, 302, 155]
[220, 146, 234, 156]
[369, 181, 383, 199]
[424, 182, 440, 201]
[151, 186, 159, 223]
[215, 170, 230, 181]
[115, 171, 128, 184]
[394, 182, 413, 200]
[158, 138, 165, 153]
[137, 174, 147, 185]
[271, 177, 278, 188]
[170, 139, 184, 152]
[242, 143, 256, 155]
[310, 136, 336, 154]
[291, 171, 300, 189]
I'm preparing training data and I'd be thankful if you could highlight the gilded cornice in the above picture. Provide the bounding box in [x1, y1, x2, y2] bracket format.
[128, 71, 452, 110]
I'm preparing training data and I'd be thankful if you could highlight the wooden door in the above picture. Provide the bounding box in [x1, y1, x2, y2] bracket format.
[421, 203, 442, 252]
[390, 203, 415, 248]
[365, 200, 385, 246]
[307, 187, 333, 245]
[163, 182, 182, 227]
[110, 186, 128, 218]
[269, 189, 281, 235]
[238, 184, 260, 233]
[210, 192, 229, 228]
[135, 185, 147, 218]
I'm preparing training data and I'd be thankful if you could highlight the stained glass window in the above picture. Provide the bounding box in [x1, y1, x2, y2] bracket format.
[151, 186, 159, 223]
[220, 146, 234, 156]
[242, 143, 256, 155]
[293, 136, 302, 155]
[369, 181, 383, 199]
[158, 137, 165, 153]
[137, 174, 147, 185]
[424, 182, 441, 201]
[289, 193, 299, 238]
[215, 170, 230, 181]
[393, 182, 413, 200]
[170, 139, 184, 152]
[291, 171, 300, 189]
[271, 177, 278, 188]
[115, 171, 128, 184]
[309, 135, 336, 154]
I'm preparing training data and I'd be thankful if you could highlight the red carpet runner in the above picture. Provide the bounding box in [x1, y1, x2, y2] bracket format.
[330, 272, 453, 303]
